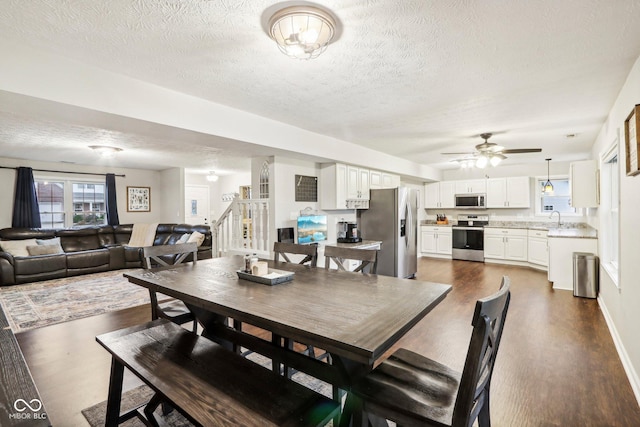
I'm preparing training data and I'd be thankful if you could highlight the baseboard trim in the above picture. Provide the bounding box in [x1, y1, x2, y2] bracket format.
[598, 295, 640, 406]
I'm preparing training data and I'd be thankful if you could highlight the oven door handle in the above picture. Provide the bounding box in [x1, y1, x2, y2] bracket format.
[453, 226, 485, 231]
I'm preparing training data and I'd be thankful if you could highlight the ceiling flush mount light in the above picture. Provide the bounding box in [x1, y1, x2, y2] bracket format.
[268, 5, 336, 60]
[89, 145, 122, 158]
[543, 158, 554, 194]
[206, 171, 219, 182]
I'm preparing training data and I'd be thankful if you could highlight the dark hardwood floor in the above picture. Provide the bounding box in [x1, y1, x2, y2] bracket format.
[16, 258, 640, 426]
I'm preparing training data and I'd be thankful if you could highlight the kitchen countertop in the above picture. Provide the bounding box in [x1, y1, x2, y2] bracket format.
[327, 240, 383, 249]
[421, 220, 597, 239]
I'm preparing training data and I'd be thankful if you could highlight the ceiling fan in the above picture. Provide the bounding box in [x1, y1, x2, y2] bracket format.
[442, 133, 542, 168]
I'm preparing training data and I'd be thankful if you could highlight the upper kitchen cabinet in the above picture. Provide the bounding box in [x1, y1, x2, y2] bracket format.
[369, 170, 401, 189]
[570, 160, 599, 208]
[424, 181, 456, 209]
[320, 163, 348, 210]
[347, 165, 370, 200]
[486, 176, 531, 208]
[455, 179, 486, 194]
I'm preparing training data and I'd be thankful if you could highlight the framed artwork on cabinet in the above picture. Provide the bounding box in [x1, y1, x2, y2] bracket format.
[127, 186, 151, 212]
[624, 104, 640, 176]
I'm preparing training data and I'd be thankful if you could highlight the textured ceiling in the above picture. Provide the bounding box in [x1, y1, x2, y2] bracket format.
[1, 0, 640, 174]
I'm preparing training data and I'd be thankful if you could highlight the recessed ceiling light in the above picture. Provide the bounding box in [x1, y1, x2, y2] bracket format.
[89, 145, 123, 158]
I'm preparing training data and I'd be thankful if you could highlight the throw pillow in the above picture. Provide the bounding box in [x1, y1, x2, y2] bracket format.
[0, 239, 38, 257]
[176, 233, 191, 244]
[36, 237, 64, 254]
[36, 237, 61, 246]
[187, 231, 205, 247]
[27, 245, 63, 256]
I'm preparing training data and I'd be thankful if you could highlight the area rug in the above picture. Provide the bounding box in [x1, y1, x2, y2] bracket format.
[83, 352, 333, 427]
[0, 269, 150, 333]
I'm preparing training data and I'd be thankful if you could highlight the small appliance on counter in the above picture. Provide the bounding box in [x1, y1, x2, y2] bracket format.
[337, 221, 362, 243]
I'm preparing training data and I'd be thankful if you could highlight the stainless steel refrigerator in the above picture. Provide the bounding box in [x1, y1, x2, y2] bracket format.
[357, 187, 418, 278]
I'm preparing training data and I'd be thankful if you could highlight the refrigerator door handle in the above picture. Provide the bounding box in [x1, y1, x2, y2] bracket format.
[405, 200, 413, 248]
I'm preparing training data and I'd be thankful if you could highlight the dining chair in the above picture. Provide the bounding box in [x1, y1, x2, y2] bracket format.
[347, 276, 511, 427]
[273, 241, 318, 267]
[324, 245, 379, 274]
[272, 242, 327, 363]
[143, 243, 198, 334]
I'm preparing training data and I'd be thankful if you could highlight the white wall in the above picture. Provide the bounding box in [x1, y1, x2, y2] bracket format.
[209, 172, 251, 222]
[589, 54, 640, 401]
[159, 168, 184, 223]
[0, 156, 171, 228]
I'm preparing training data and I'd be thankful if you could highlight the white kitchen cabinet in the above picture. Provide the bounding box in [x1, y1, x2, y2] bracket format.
[320, 163, 348, 210]
[455, 179, 486, 195]
[570, 160, 599, 208]
[548, 237, 597, 290]
[527, 229, 548, 267]
[424, 181, 456, 209]
[383, 172, 401, 188]
[420, 226, 452, 256]
[347, 165, 370, 200]
[370, 170, 401, 189]
[486, 177, 531, 208]
[483, 228, 527, 261]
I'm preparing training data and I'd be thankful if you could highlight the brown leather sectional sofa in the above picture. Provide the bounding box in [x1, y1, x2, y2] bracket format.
[0, 224, 212, 286]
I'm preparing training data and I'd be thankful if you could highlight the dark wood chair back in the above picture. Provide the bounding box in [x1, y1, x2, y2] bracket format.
[324, 245, 378, 274]
[142, 242, 198, 269]
[349, 276, 511, 427]
[453, 276, 511, 426]
[273, 242, 318, 267]
[142, 242, 199, 333]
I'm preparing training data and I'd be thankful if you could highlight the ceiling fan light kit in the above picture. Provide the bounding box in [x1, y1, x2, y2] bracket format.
[443, 133, 542, 169]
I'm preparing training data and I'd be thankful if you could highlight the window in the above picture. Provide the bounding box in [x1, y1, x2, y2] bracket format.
[36, 181, 65, 228]
[535, 177, 578, 215]
[35, 178, 107, 228]
[259, 161, 269, 199]
[601, 143, 619, 284]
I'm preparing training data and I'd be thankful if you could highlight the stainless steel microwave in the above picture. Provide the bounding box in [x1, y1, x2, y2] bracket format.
[455, 193, 486, 209]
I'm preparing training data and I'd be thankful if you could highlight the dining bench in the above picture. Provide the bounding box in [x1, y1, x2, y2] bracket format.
[96, 318, 340, 427]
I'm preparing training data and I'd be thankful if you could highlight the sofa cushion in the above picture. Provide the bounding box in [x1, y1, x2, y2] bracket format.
[14, 254, 67, 276]
[56, 228, 101, 252]
[66, 249, 110, 269]
[27, 245, 63, 256]
[0, 239, 38, 257]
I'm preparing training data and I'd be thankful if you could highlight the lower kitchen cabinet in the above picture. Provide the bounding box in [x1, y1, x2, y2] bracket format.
[527, 229, 548, 267]
[548, 237, 597, 290]
[483, 228, 528, 262]
[421, 226, 452, 257]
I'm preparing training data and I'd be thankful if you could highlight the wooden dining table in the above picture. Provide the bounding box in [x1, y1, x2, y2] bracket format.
[124, 255, 451, 424]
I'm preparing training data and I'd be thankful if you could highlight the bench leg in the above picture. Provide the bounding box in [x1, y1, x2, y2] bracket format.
[142, 393, 164, 427]
[105, 357, 125, 427]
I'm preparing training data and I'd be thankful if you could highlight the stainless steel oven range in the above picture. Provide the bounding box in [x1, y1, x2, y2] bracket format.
[452, 214, 489, 262]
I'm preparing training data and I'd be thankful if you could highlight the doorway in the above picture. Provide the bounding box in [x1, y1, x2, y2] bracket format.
[185, 185, 210, 225]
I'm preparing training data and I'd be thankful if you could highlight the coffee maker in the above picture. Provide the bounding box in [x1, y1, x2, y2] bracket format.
[337, 221, 362, 243]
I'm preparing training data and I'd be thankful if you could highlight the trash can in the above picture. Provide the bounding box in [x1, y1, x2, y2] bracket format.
[573, 252, 599, 298]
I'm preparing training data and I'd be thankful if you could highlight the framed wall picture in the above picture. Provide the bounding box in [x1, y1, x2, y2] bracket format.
[624, 104, 640, 176]
[127, 186, 151, 212]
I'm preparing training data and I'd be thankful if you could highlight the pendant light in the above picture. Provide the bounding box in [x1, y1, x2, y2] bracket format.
[543, 158, 554, 194]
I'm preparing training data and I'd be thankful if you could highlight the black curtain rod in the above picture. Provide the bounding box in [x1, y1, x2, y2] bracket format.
[0, 166, 125, 178]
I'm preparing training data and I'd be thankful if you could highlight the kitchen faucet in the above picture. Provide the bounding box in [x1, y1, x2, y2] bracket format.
[549, 210, 561, 228]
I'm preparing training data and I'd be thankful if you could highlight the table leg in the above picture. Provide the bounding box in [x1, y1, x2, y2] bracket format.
[105, 357, 124, 427]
